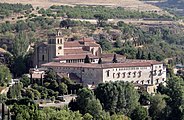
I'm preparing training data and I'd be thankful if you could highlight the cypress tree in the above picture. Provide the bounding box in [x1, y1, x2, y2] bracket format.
[112, 54, 118, 63]
[136, 48, 142, 59]
[141, 51, 146, 59]
[148, 52, 152, 60]
[84, 55, 91, 63]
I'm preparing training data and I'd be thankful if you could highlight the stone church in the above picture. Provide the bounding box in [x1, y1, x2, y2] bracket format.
[33, 29, 103, 67]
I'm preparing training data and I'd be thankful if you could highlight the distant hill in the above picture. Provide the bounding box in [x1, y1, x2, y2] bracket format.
[154, 0, 184, 16]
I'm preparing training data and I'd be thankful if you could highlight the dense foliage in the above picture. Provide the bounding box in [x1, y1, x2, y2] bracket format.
[48, 5, 172, 19]
[0, 64, 12, 86]
[0, 3, 32, 19]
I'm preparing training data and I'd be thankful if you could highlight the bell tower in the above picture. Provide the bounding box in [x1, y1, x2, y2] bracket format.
[48, 29, 64, 62]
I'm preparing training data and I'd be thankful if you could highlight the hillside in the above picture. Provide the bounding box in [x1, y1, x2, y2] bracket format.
[0, 0, 163, 12]
[152, 0, 184, 16]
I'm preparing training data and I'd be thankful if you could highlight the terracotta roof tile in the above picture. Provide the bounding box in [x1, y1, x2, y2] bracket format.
[54, 54, 99, 61]
[42, 60, 162, 69]
[64, 41, 83, 47]
[64, 48, 89, 55]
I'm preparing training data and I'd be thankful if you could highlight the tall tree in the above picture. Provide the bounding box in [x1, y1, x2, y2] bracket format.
[131, 105, 148, 120]
[44, 69, 57, 82]
[20, 74, 30, 87]
[13, 31, 29, 57]
[58, 83, 68, 95]
[84, 55, 91, 63]
[165, 77, 184, 120]
[85, 98, 103, 119]
[112, 54, 118, 63]
[0, 64, 12, 86]
[95, 81, 139, 116]
[149, 94, 166, 120]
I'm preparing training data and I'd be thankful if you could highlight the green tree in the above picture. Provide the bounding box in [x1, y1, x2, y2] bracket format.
[20, 74, 30, 87]
[7, 82, 22, 99]
[136, 48, 142, 59]
[49, 80, 59, 90]
[112, 54, 118, 63]
[94, 14, 107, 27]
[111, 114, 130, 120]
[58, 83, 68, 95]
[98, 38, 112, 51]
[13, 31, 29, 57]
[85, 98, 103, 119]
[0, 64, 12, 86]
[131, 105, 148, 120]
[61, 77, 73, 85]
[162, 76, 184, 120]
[11, 56, 26, 77]
[84, 55, 90, 63]
[148, 52, 153, 60]
[69, 88, 96, 115]
[83, 113, 93, 120]
[95, 81, 139, 116]
[149, 94, 166, 120]
[114, 39, 122, 48]
[141, 51, 147, 59]
[44, 69, 57, 82]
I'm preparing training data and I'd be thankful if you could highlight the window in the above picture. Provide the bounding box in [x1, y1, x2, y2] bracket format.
[58, 39, 60, 44]
[156, 79, 159, 84]
[117, 72, 120, 78]
[147, 80, 150, 84]
[138, 71, 142, 77]
[159, 69, 162, 74]
[154, 70, 157, 75]
[128, 72, 131, 75]
[122, 72, 125, 78]
[133, 71, 136, 77]
[106, 70, 110, 77]
[113, 73, 115, 78]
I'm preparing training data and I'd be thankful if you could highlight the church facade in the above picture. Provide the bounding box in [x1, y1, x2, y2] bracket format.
[33, 29, 102, 67]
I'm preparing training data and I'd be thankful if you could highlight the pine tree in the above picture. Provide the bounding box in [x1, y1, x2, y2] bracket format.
[84, 55, 91, 63]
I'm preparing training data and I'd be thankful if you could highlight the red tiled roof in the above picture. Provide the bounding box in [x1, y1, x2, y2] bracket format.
[64, 48, 89, 55]
[64, 41, 83, 48]
[42, 60, 162, 69]
[54, 54, 99, 61]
